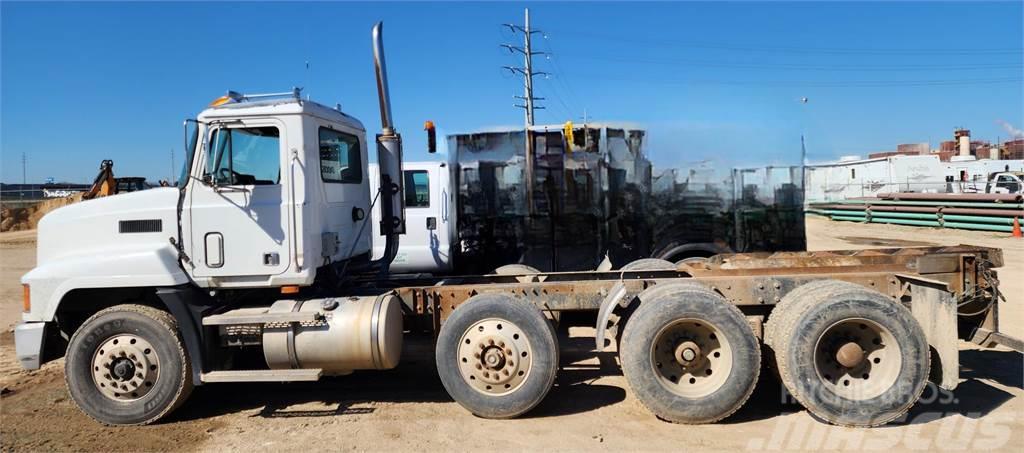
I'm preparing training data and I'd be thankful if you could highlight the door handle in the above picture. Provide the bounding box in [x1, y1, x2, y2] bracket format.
[263, 252, 280, 266]
[426, 217, 437, 230]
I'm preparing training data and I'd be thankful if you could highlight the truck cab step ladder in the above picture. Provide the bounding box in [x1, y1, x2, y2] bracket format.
[202, 307, 321, 326]
[200, 369, 323, 383]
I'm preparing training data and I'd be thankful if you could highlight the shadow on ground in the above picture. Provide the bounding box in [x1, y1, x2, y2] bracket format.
[170, 332, 629, 422]
[163, 336, 1022, 425]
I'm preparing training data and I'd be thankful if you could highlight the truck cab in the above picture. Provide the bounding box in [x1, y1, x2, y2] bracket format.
[369, 161, 455, 273]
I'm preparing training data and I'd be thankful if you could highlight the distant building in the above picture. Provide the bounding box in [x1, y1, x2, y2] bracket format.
[1004, 139, 1024, 160]
[897, 142, 929, 155]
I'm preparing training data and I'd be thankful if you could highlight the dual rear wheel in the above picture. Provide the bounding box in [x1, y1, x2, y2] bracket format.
[766, 281, 930, 427]
[619, 284, 761, 424]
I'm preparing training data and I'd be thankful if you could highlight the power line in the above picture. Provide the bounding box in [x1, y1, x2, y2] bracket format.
[570, 74, 1023, 88]
[555, 30, 1024, 55]
[562, 53, 1024, 72]
[539, 34, 587, 121]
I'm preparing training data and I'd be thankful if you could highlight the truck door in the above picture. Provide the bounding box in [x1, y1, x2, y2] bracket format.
[371, 164, 451, 273]
[185, 121, 291, 278]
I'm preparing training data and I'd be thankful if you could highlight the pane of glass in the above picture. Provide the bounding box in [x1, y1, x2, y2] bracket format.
[404, 170, 430, 207]
[319, 127, 362, 184]
[178, 122, 198, 188]
[204, 127, 280, 185]
[229, 127, 280, 184]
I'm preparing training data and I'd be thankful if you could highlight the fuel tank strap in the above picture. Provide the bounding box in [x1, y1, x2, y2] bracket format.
[287, 300, 305, 369]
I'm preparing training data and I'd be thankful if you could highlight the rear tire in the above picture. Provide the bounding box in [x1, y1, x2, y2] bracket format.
[764, 280, 863, 368]
[620, 258, 675, 271]
[620, 285, 760, 424]
[65, 304, 193, 426]
[493, 264, 541, 275]
[675, 257, 708, 266]
[775, 287, 929, 426]
[435, 294, 559, 418]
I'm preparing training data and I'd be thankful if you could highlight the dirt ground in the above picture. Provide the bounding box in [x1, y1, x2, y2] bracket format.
[1, 217, 1021, 452]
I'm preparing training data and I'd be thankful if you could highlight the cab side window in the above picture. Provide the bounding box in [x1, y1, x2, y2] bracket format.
[205, 127, 281, 185]
[319, 127, 362, 184]
[404, 170, 430, 207]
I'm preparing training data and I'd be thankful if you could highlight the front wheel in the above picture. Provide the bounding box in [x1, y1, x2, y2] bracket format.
[65, 304, 193, 425]
[435, 293, 558, 418]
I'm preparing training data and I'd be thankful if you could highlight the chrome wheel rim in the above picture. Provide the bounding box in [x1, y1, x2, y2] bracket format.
[457, 318, 533, 396]
[91, 334, 160, 401]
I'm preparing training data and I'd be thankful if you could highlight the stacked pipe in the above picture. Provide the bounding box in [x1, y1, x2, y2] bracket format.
[808, 193, 1024, 233]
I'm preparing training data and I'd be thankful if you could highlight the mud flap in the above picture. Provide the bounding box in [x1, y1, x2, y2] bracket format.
[594, 282, 627, 351]
[907, 278, 959, 391]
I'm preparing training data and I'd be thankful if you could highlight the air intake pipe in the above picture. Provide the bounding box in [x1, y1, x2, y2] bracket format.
[369, 22, 406, 275]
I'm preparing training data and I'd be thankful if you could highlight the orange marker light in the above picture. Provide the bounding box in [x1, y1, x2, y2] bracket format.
[22, 284, 30, 312]
[281, 285, 301, 295]
[424, 120, 437, 153]
[209, 95, 234, 107]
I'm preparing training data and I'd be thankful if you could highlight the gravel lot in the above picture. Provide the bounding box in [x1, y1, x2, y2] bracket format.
[1, 217, 1021, 451]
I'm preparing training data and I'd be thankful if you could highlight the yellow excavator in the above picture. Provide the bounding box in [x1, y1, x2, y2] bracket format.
[81, 160, 151, 200]
[81, 160, 116, 200]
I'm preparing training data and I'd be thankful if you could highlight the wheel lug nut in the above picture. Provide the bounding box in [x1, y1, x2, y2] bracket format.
[503, 369, 510, 376]
[499, 341, 505, 348]
[475, 363, 482, 370]
[505, 348, 512, 355]
[483, 372, 490, 378]
[474, 352, 481, 358]
[488, 339, 494, 346]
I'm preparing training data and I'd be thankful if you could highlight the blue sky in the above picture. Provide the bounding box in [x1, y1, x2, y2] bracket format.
[2, 1, 1022, 183]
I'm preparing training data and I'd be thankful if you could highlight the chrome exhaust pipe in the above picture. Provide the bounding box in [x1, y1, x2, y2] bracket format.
[373, 22, 395, 134]
[370, 22, 405, 275]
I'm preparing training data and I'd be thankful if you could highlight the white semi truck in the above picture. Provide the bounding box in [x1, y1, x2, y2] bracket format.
[14, 23, 1020, 428]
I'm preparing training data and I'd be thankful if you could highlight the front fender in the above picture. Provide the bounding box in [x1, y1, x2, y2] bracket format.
[21, 243, 188, 322]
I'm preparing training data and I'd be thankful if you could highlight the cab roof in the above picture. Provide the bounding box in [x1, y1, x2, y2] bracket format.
[198, 98, 365, 131]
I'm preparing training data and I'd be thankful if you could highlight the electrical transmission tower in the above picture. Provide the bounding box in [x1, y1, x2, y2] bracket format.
[502, 8, 547, 126]
[502, 8, 547, 215]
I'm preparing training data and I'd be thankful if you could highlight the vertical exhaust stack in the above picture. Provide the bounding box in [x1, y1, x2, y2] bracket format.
[371, 22, 405, 274]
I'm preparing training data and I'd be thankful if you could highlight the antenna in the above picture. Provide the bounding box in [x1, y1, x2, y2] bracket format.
[305, 60, 311, 100]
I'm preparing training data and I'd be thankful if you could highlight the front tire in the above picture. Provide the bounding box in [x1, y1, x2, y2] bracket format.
[65, 304, 193, 426]
[435, 294, 559, 418]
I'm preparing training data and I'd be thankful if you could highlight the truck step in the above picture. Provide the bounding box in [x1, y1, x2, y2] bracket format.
[200, 369, 323, 383]
[202, 308, 320, 326]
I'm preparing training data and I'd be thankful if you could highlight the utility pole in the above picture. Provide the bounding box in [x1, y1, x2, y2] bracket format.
[799, 97, 809, 206]
[503, 8, 547, 216]
[21, 152, 27, 201]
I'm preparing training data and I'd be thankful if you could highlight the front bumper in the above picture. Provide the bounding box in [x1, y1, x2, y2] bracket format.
[14, 321, 48, 370]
